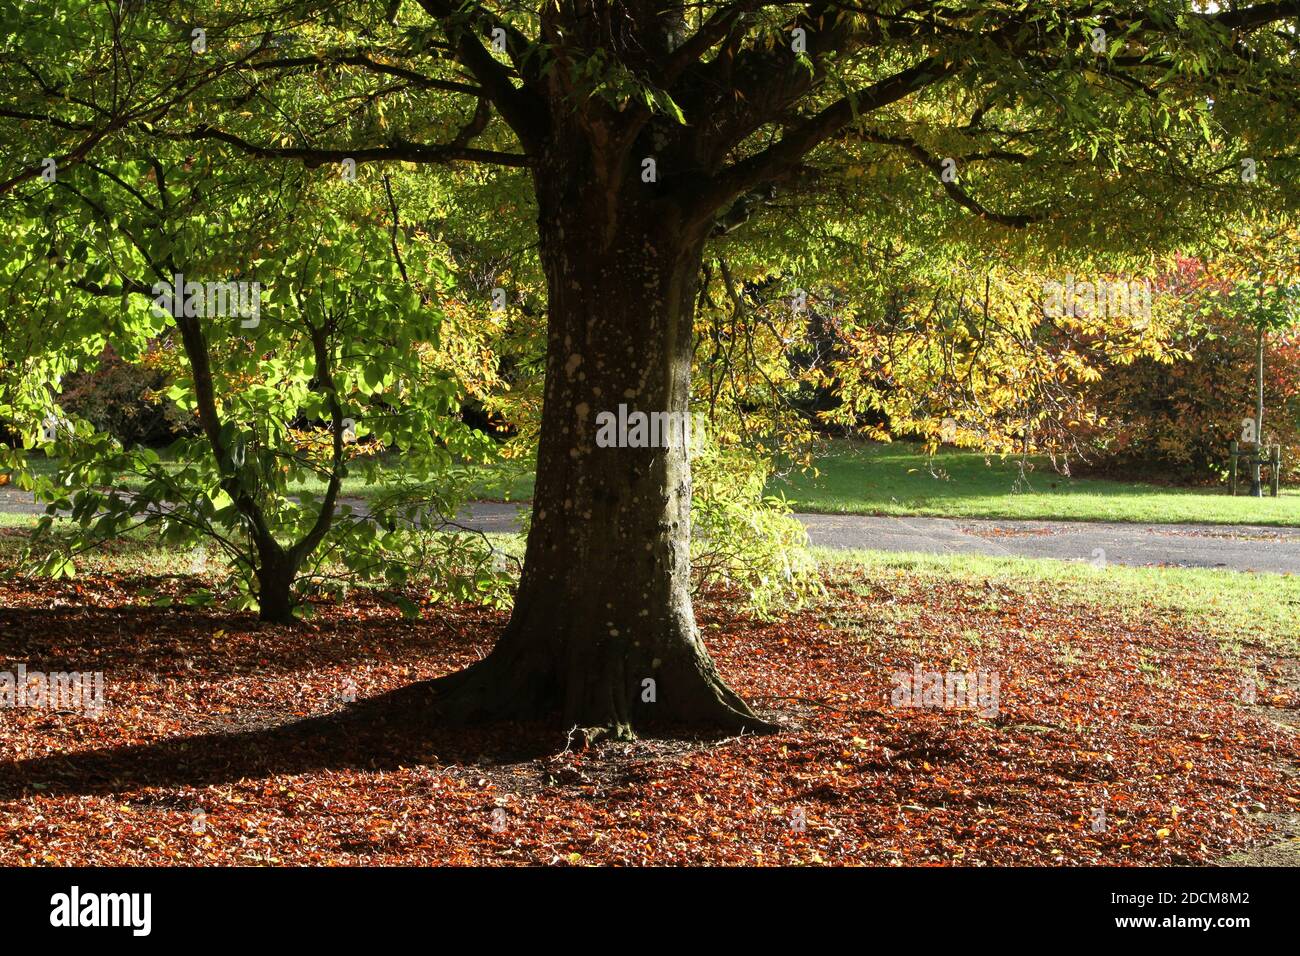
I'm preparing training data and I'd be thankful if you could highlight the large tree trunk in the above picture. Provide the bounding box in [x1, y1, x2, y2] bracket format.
[424, 141, 774, 741]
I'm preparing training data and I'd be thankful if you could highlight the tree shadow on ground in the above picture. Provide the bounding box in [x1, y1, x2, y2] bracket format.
[0, 681, 559, 800]
[0, 682, 768, 801]
[0, 585, 499, 675]
[0, 580, 777, 802]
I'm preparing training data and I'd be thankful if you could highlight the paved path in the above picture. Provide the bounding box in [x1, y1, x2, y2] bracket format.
[5, 487, 1298, 574]
[798, 512, 1300, 574]
[456, 503, 1300, 574]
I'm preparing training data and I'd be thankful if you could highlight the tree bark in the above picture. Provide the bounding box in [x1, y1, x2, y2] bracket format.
[424, 144, 775, 740]
[255, 546, 300, 624]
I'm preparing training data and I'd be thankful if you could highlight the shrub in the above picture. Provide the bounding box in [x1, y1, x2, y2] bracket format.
[58, 345, 189, 447]
[690, 438, 822, 617]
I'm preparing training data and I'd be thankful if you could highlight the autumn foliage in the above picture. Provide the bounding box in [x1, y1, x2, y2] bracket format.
[1080, 259, 1300, 483]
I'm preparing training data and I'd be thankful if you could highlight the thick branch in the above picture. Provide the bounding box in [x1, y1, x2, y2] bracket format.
[244, 51, 483, 97]
[859, 129, 1040, 227]
[415, 0, 547, 152]
[158, 125, 531, 168]
[682, 55, 956, 221]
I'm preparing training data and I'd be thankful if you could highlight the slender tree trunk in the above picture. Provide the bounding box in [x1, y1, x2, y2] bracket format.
[175, 308, 313, 623]
[1251, 322, 1265, 497]
[256, 546, 299, 624]
[424, 146, 773, 740]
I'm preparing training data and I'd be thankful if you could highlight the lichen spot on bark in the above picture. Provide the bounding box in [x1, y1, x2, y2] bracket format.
[565, 353, 583, 376]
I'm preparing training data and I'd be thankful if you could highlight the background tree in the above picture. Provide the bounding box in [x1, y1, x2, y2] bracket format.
[1211, 279, 1299, 493]
[1076, 255, 1300, 482]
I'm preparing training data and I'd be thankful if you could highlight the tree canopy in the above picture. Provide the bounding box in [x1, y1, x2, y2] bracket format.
[2, 1, 1299, 738]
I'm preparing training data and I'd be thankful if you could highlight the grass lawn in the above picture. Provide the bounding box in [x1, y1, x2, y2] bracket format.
[816, 548, 1300, 656]
[772, 439, 1300, 527]
[13, 449, 536, 504]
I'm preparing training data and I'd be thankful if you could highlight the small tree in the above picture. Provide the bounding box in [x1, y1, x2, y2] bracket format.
[10, 162, 505, 620]
[1221, 280, 1299, 494]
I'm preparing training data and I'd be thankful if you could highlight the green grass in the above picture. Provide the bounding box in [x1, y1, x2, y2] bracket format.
[818, 547, 1300, 655]
[0, 510, 43, 529]
[15, 449, 536, 504]
[287, 456, 535, 503]
[772, 439, 1300, 527]
[0, 520, 184, 575]
[0, 520, 526, 582]
[15, 436, 1300, 527]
